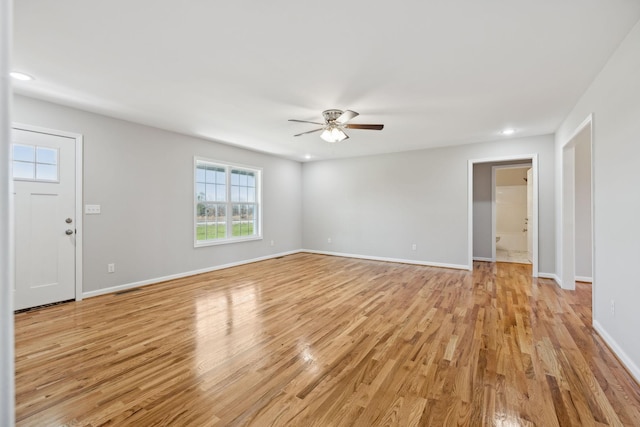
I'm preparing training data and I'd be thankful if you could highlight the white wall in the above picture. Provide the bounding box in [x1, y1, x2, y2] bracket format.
[496, 185, 527, 235]
[1, 0, 15, 424]
[472, 163, 492, 260]
[556, 19, 640, 381]
[13, 95, 303, 295]
[303, 135, 555, 273]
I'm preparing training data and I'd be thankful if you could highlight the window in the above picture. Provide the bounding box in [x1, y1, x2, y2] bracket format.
[12, 144, 59, 182]
[195, 158, 261, 246]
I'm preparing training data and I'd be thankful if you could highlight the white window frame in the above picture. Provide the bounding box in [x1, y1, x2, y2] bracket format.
[194, 157, 262, 247]
[12, 143, 60, 183]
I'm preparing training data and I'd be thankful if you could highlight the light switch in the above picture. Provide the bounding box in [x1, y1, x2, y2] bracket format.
[85, 204, 101, 214]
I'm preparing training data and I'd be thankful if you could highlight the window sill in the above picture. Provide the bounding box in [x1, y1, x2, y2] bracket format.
[194, 235, 263, 248]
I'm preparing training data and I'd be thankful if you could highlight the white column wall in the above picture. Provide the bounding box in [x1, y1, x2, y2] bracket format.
[556, 19, 640, 381]
[1, 0, 16, 424]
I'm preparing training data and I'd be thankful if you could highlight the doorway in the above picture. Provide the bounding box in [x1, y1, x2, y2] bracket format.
[493, 164, 532, 264]
[561, 116, 593, 291]
[468, 154, 539, 277]
[12, 124, 83, 310]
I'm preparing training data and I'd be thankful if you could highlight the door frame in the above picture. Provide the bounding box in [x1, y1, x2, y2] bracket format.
[491, 163, 533, 262]
[468, 153, 539, 276]
[559, 114, 594, 294]
[12, 123, 84, 302]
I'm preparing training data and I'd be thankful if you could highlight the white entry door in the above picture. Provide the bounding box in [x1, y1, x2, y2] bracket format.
[13, 128, 77, 310]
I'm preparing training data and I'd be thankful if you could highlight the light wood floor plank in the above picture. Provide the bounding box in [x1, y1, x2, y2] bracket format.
[14, 253, 640, 426]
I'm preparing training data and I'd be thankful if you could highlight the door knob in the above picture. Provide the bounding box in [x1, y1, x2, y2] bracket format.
[65, 229, 74, 235]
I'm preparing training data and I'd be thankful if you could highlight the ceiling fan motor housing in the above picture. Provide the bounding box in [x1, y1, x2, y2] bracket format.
[289, 109, 382, 141]
[322, 109, 344, 123]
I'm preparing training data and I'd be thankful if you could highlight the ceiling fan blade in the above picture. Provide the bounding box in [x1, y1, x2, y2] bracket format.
[336, 110, 359, 124]
[345, 124, 384, 130]
[293, 128, 324, 137]
[288, 119, 325, 125]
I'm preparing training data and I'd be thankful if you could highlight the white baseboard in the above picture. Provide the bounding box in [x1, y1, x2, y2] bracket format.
[83, 250, 303, 299]
[537, 273, 592, 287]
[538, 272, 561, 286]
[302, 249, 469, 271]
[593, 320, 640, 384]
[84, 250, 470, 299]
[473, 257, 494, 262]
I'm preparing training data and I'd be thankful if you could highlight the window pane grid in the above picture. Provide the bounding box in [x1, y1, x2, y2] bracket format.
[195, 160, 260, 244]
[230, 169, 256, 203]
[196, 203, 228, 241]
[196, 164, 227, 203]
[231, 203, 257, 237]
[36, 147, 58, 165]
[12, 144, 59, 182]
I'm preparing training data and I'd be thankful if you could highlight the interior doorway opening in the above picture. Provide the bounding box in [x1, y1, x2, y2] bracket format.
[468, 154, 539, 277]
[493, 164, 533, 264]
[561, 116, 593, 292]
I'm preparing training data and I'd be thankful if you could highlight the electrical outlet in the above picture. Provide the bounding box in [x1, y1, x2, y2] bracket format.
[611, 299, 615, 316]
[107, 263, 115, 273]
[412, 243, 417, 251]
[327, 237, 332, 244]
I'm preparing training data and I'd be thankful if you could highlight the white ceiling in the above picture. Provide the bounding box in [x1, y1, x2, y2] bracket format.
[12, 1, 640, 162]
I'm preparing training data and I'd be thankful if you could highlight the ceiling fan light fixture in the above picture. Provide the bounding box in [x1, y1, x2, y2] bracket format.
[321, 127, 348, 143]
[290, 109, 381, 142]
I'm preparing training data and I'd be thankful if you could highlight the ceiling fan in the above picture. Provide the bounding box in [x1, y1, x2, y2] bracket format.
[289, 109, 384, 143]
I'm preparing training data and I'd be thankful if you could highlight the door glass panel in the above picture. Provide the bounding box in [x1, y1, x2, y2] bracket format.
[12, 144, 59, 182]
[36, 164, 58, 181]
[13, 144, 34, 162]
[13, 161, 34, 180]
[36, 147, 58, 164]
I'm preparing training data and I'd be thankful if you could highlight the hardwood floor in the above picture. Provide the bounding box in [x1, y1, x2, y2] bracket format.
[14, 253, 640, 426]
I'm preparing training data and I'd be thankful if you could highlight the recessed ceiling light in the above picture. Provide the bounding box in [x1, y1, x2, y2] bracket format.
[10, 71, 34, 81]
[501, 128, 516, 136]
[304, 154, 312, 160]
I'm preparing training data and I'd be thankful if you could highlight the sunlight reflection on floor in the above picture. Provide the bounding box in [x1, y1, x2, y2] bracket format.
[196, 283, 262, 370]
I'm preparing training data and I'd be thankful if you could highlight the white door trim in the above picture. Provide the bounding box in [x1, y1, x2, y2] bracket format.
[559, 114, 594, 297]
[468, 154, 539, 277]
[12, 123, 83, 302]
